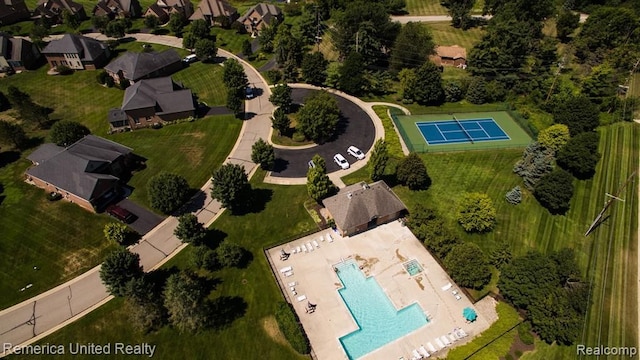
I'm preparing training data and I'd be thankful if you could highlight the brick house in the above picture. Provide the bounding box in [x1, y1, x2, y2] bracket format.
[0, 34, 41, 73]
[322, 181, 408, 237]
[189, 0, 237, 27]
[144, 0, 193, 24]
[0, 0, 30, 26]
[429, 45, 467, 68]
[25, 135, 134, 212]
[32, 0, 86, 24]
[237, 3, 282, 36]
[92, 0, 141, 18]
[104, 49, 182, 85]
[41, 34, 110, 70]
[108, 76, 195, 131]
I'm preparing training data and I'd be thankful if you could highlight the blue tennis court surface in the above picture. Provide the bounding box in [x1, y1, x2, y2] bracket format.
[416, 118, 510, 145]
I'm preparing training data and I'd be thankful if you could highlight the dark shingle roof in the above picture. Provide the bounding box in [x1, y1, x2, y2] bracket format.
[41, 34, 107, 62]
[104, 49, 181, 81]
[322, 181, 407, 233]
[189, 0, 235, 20]
[121, 77, 194, 114]
[108, 108, 127, 123]
[238, 3, 281, 25]
[25, 135, 132, 201]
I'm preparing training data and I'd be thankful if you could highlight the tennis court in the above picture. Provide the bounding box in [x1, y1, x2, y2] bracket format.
[417, 118, 510, 145]
[392, 111, 533, 152]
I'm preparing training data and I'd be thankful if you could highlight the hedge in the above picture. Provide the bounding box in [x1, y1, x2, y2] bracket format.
[275, 301, 310, 354]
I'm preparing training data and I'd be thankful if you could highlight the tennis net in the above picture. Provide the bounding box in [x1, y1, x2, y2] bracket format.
[452, 115, 474, 143]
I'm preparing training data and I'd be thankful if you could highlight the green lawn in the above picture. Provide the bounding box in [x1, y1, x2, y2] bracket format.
[405, 0, 484, 15]
[426, 22, 485, 51]
[15, 170, 316, 360]
[172, 62, 228, 106]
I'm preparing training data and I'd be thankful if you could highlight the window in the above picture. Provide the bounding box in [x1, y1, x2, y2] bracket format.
[134, 118, 141, 124]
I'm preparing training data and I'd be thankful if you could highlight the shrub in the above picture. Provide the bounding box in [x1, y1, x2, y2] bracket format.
[147, 172, 191, 214]
[534, 169, 574, 214]
[275, 301, 310, 354]
[49, 120, 90, 147]
[292, 131, 306, 142]
[55, 65, 73, 75]
[518, 322, 535, 345]
[457, 192, 496, 233]
[513, 142, 554, 190]
[444, 242, 491, 289]
[537, 124, 570, 153]
[396, 152, 431, 190]
[215, 240, 244, 267]
[104, 223, 128, 245]
[505, 186, 522, 205]
[556, 131, 600, 180]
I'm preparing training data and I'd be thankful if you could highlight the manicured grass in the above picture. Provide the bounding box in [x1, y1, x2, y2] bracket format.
[0, 158, 118, 308]
[172, 62, 227, 106]
[405, 0, 448, 15]
[446, 302, 522, 359]
[426, 22, 485, 50]
[16, 170, 315, 360]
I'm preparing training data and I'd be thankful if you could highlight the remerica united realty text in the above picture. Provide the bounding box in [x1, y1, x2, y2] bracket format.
[3, 342, 157, 357]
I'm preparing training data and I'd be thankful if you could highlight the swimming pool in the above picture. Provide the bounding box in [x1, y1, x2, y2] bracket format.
[336, 261, 428, 359]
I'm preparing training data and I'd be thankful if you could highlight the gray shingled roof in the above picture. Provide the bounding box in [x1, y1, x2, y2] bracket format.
[41, 34, 107, 62]
[25, 135, 132, 201]
[108, 108, 127, 123]
[322, 181, 407, 233]
[104, 49, 181, 81]
[121, 77, 194, 114]
[190, 0, 235, 20]
[238, 3, 281, 24]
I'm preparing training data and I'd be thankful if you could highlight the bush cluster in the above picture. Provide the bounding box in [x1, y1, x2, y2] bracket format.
[275, 302, 310, 354]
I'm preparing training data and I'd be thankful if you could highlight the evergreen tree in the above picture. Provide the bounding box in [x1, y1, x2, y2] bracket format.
[369, 139, 388, 181]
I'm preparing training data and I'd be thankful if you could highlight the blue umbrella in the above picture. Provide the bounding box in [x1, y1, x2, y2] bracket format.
[463, 307, 477, 322]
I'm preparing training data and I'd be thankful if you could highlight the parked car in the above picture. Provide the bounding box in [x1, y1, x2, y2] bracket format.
[333, 153, 349, 170]
[308, 159, 316, 169]
[245, 87, 255, 99]
[183, 54, 197, 63]
[106, 204, 136, 224]
[347, 145, 365, 160]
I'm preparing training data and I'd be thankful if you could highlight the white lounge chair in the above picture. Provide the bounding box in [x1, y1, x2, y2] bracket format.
[284, 271, 293, 277]
[279, 266, 292, 273]
[303, 245, 308, 253]
[427, 343, 437, 353]
[296, 295, 307, 302]
[287, 281, 297, 287]
[296, 246, 301, 253]
[307, 242, 314, 251]
[441, 336, 450, 346]
[411, 349, 422, 360]
[327, 233, 333, 242]
[418, 346, 430, 358]
[319, 236, 324, 242]
[313, 240, 320, 248]
[435, 338, 445, 349]
[458, 329, 468, 337]
[448, 334, 457, 342]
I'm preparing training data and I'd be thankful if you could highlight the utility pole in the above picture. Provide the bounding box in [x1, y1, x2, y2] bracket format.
[315, 4, 322, 52]
[621, 57, 640, 121]
[355, 31, 359, 54]
[545, 55, 566, 103]
[584, 171, 636, 236]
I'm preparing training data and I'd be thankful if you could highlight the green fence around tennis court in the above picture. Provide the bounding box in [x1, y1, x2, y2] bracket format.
[389, 107, 534, 153]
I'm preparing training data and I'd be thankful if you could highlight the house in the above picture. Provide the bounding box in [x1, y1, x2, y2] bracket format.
[0, 0, 30, 26]
[32, 0, 86, 24]
[92, 0, 141, 18]
[0, 33, 41, 73]
[109, 76, 195, 131]
[322, 181, 408, 237]
[25, 135, 134, 212]
[429, 45, 467, 68]
[189, 0, 237, 27]
[104, 49, 182, 85]
[144, 0, 193, 24]
[41, 34, 109, 70]
[237, 3, 281, 36]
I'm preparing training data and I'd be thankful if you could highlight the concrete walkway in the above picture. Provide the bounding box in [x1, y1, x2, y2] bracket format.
[0, 33, 273, 356]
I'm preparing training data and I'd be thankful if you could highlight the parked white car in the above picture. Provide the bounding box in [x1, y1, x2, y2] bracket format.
[333, 154, 349, 170]
[347, 145, 365, 160]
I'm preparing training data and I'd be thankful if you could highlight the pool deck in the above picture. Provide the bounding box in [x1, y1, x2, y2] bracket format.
[266, 222, 498, 360]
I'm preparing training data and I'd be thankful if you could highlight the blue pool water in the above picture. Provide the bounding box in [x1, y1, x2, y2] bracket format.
[336, 261, 428, 359]
[403, 259, 423, 276]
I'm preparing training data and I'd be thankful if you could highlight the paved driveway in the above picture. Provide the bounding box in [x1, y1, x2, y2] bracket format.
[271, 89, 376, 178]
[115, 199, 166, 235]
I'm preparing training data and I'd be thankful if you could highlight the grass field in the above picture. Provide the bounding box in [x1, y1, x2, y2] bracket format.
[14, 170, 315, 360]
[405, 0, 484, 15]
[426, 22, 485, 50]
[394, 111, 532, 152]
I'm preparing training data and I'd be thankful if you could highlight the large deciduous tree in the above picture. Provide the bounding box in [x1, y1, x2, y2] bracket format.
[174, 213, 207, 245]
[124, 276, 167, 333]
[369, 139, 388, 181]
[456, 192, 497, 233]
[147, 172, 191, 214]
[445, 0, 476, 29]
[574, 7, 639, 63]
[269, 83, 293, 113]
[390, 22, 435, 72]
[49, 120, 90, 146]
[194, 38, 217, 62]
[406, 204, 461, 259]
[534, 169, 574, 214]
[537, 124, 570, 153]
[338, 52, 366, 95]
[211, 163, 250, 212]
[553, 95, 600, 136]
[190, 19, 211, 39]
[301, 52, 328, 85]
[251, 138, 275, 170]
[482, 0, 554, 22]
[163, 271, 211, 333]
[407, 61, 444, 105]
[168, 13, 187, 36]
[556, 10, 580, 42]
[216, 240, 245, 267]
[444, 242, 491, 289]
[556, 132, 600, 180]
[297, 91, 340, 143]
[307, 166, 336, 202]
[396, 152, 430, 190]
[99, 248, 144, 297]
[271, 107, 290, 135]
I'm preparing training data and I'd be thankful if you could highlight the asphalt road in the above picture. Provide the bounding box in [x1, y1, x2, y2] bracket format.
[271, 89, 376, 178]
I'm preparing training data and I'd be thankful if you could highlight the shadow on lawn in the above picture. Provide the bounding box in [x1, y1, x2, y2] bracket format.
[230, 187, 273, 216]
[210, 295, 247, 330]
[0, 151, 20, 169]
[0, 183, 4, 206]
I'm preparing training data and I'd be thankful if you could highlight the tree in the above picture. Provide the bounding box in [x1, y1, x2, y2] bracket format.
[124, 276, 166, 333]
[104, 223, 128, 245]
[194, 38, 217, 61]
[556, 10, 580, 42]
[0, 120, 27, 149]
[446, 0, 475, 29]
[307, 166, 336, 202]
[465, 76, 487, 104]
[49, 120, 90, 146]
[258, 24, 278, 53]
[242, 39, 252, 58]
[301, 52, 328, 85]
[444, 243, 491, 289]
[211, 163, 250, 212]
[407, 204, 461, 259]
[144, 14, 159, 31]
[556, 132, 600, 180]
[574, 7, 639, 62]
[190, 19, 210, 39]
[324, 62, 341, 88]
[482, 0, 554, 22]
[505, 185, 522, 205]
[553, 95, 600, 136]
[168, 13, 187, 36]
[457, 192, 496, 232]
[338, 52, 366, 95]
[369, 139, 388, 181]
[30, 24, 50, 49]
[227, 87, 244, 115]
[62, 9, 80, 30]
[398, 68, 417, 102]
[182, 32, 198, 50]
[251, 138, 275, 170]
[269, 83, 293, 113]
[163, 271, 211, 332]
[444, 80, 466, 102]
[216, 240, 245, 267]
[534, 169, 574, 214]
[297, 91, 340, 143]
[174, 213, 206, 245]
[92, 16, 110, 33]
[408, 61, 444, 105]
[513, 142, 554, 190]
[396, 152, 430, 190]
[581, 64, 617, 104]
[271, 107, 290, 135]
[222, 58, 248, 90]
[274, 25, 303, 66]
[537, 124, 570, 153]
[390, 22, 435, 72]
[498, 251, 559, 309]
[147, 172, 191, 214]
[311, 154, 326, 173]
[99, 248, 144, 297]
[105, 20, 126, 39]
[489, 241, 512, 269]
